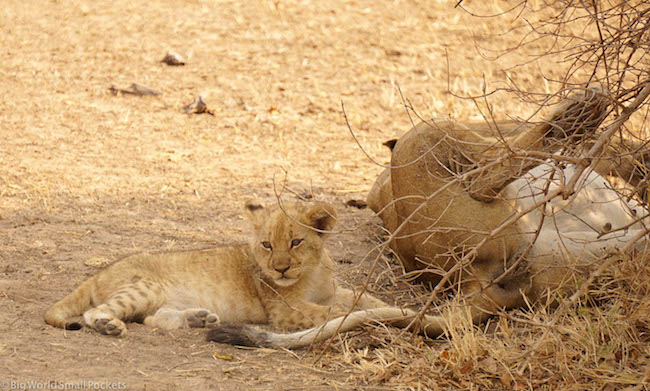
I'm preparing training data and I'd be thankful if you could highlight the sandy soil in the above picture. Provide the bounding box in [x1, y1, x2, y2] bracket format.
[0, 1, 602, 390]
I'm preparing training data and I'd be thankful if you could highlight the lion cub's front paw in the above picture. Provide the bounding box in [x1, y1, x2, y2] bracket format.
[183, 309, 220, 328]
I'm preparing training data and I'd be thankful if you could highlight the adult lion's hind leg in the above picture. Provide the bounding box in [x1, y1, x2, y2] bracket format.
[539, 85, 610, 141]
[459, 85, 610, 202]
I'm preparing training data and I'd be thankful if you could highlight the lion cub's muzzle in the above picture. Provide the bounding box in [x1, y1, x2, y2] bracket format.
[269, 254, 300, 286]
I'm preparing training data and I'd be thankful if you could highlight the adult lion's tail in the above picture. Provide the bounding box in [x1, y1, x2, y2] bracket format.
[44, 278, 95, 330]
[206, 308, 446, 349]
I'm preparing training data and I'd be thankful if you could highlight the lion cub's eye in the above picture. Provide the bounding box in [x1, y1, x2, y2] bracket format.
[261, 241, 273, 250]
[290, 239, 303, 248]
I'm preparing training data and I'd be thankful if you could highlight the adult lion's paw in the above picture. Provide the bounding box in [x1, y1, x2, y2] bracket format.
[544, 85, 610, 141]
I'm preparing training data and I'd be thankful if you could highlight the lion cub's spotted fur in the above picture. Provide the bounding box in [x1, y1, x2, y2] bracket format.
[45, 202, 385, 337]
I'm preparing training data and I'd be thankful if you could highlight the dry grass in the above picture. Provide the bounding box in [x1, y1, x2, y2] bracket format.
[306, 243, 650, 390]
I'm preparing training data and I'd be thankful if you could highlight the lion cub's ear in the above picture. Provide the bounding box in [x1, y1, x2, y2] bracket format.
[303, 203, 337, 235]
[244, 200, 266, 227]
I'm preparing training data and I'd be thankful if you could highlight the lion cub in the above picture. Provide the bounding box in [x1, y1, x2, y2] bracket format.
[45, 201, 384, 337]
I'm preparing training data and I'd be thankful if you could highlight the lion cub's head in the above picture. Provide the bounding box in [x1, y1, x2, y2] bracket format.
[244, 201, 337, 287]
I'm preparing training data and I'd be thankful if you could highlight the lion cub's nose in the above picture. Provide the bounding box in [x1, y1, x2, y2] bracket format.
[275, 265, 290, 274]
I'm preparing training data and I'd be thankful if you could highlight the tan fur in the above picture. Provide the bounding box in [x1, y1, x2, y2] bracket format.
[366, 86, 650, 329]
[44, 202, 385, 337]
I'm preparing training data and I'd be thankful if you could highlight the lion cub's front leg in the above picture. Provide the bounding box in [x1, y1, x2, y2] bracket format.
[266, 288, 387, 330]
[265, 299, 346, 330]
[144, 307, 220, 330]
[333, 287, 387, 310]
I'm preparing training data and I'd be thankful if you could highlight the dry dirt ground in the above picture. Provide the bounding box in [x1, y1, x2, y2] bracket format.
[2, 1, 648, 390]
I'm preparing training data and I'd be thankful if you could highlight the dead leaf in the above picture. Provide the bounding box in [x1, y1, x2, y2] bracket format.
[459, 360, 474, 374]
[213, 352, 233, 361]
[499, 373, 512, 389]
[513, 382, 528, 390]
[184, 95, 215, 115]
[440, 350, 457, 364]
[161, 51, 185, 66]
[479, 357, 499, 374]
[109, 83, 161, 96]
[84, 257, 111, 268]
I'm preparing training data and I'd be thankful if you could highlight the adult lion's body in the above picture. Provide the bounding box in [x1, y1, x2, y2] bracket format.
[44, 202, 386, 337]
[368, 87, 650, 326]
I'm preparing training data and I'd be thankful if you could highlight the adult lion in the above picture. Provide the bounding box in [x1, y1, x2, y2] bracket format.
[368, 86, 650, 328]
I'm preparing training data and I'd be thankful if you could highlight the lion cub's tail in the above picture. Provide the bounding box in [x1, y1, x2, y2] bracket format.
[206, 308, 446, 349]
[44, 278, 95, 330]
